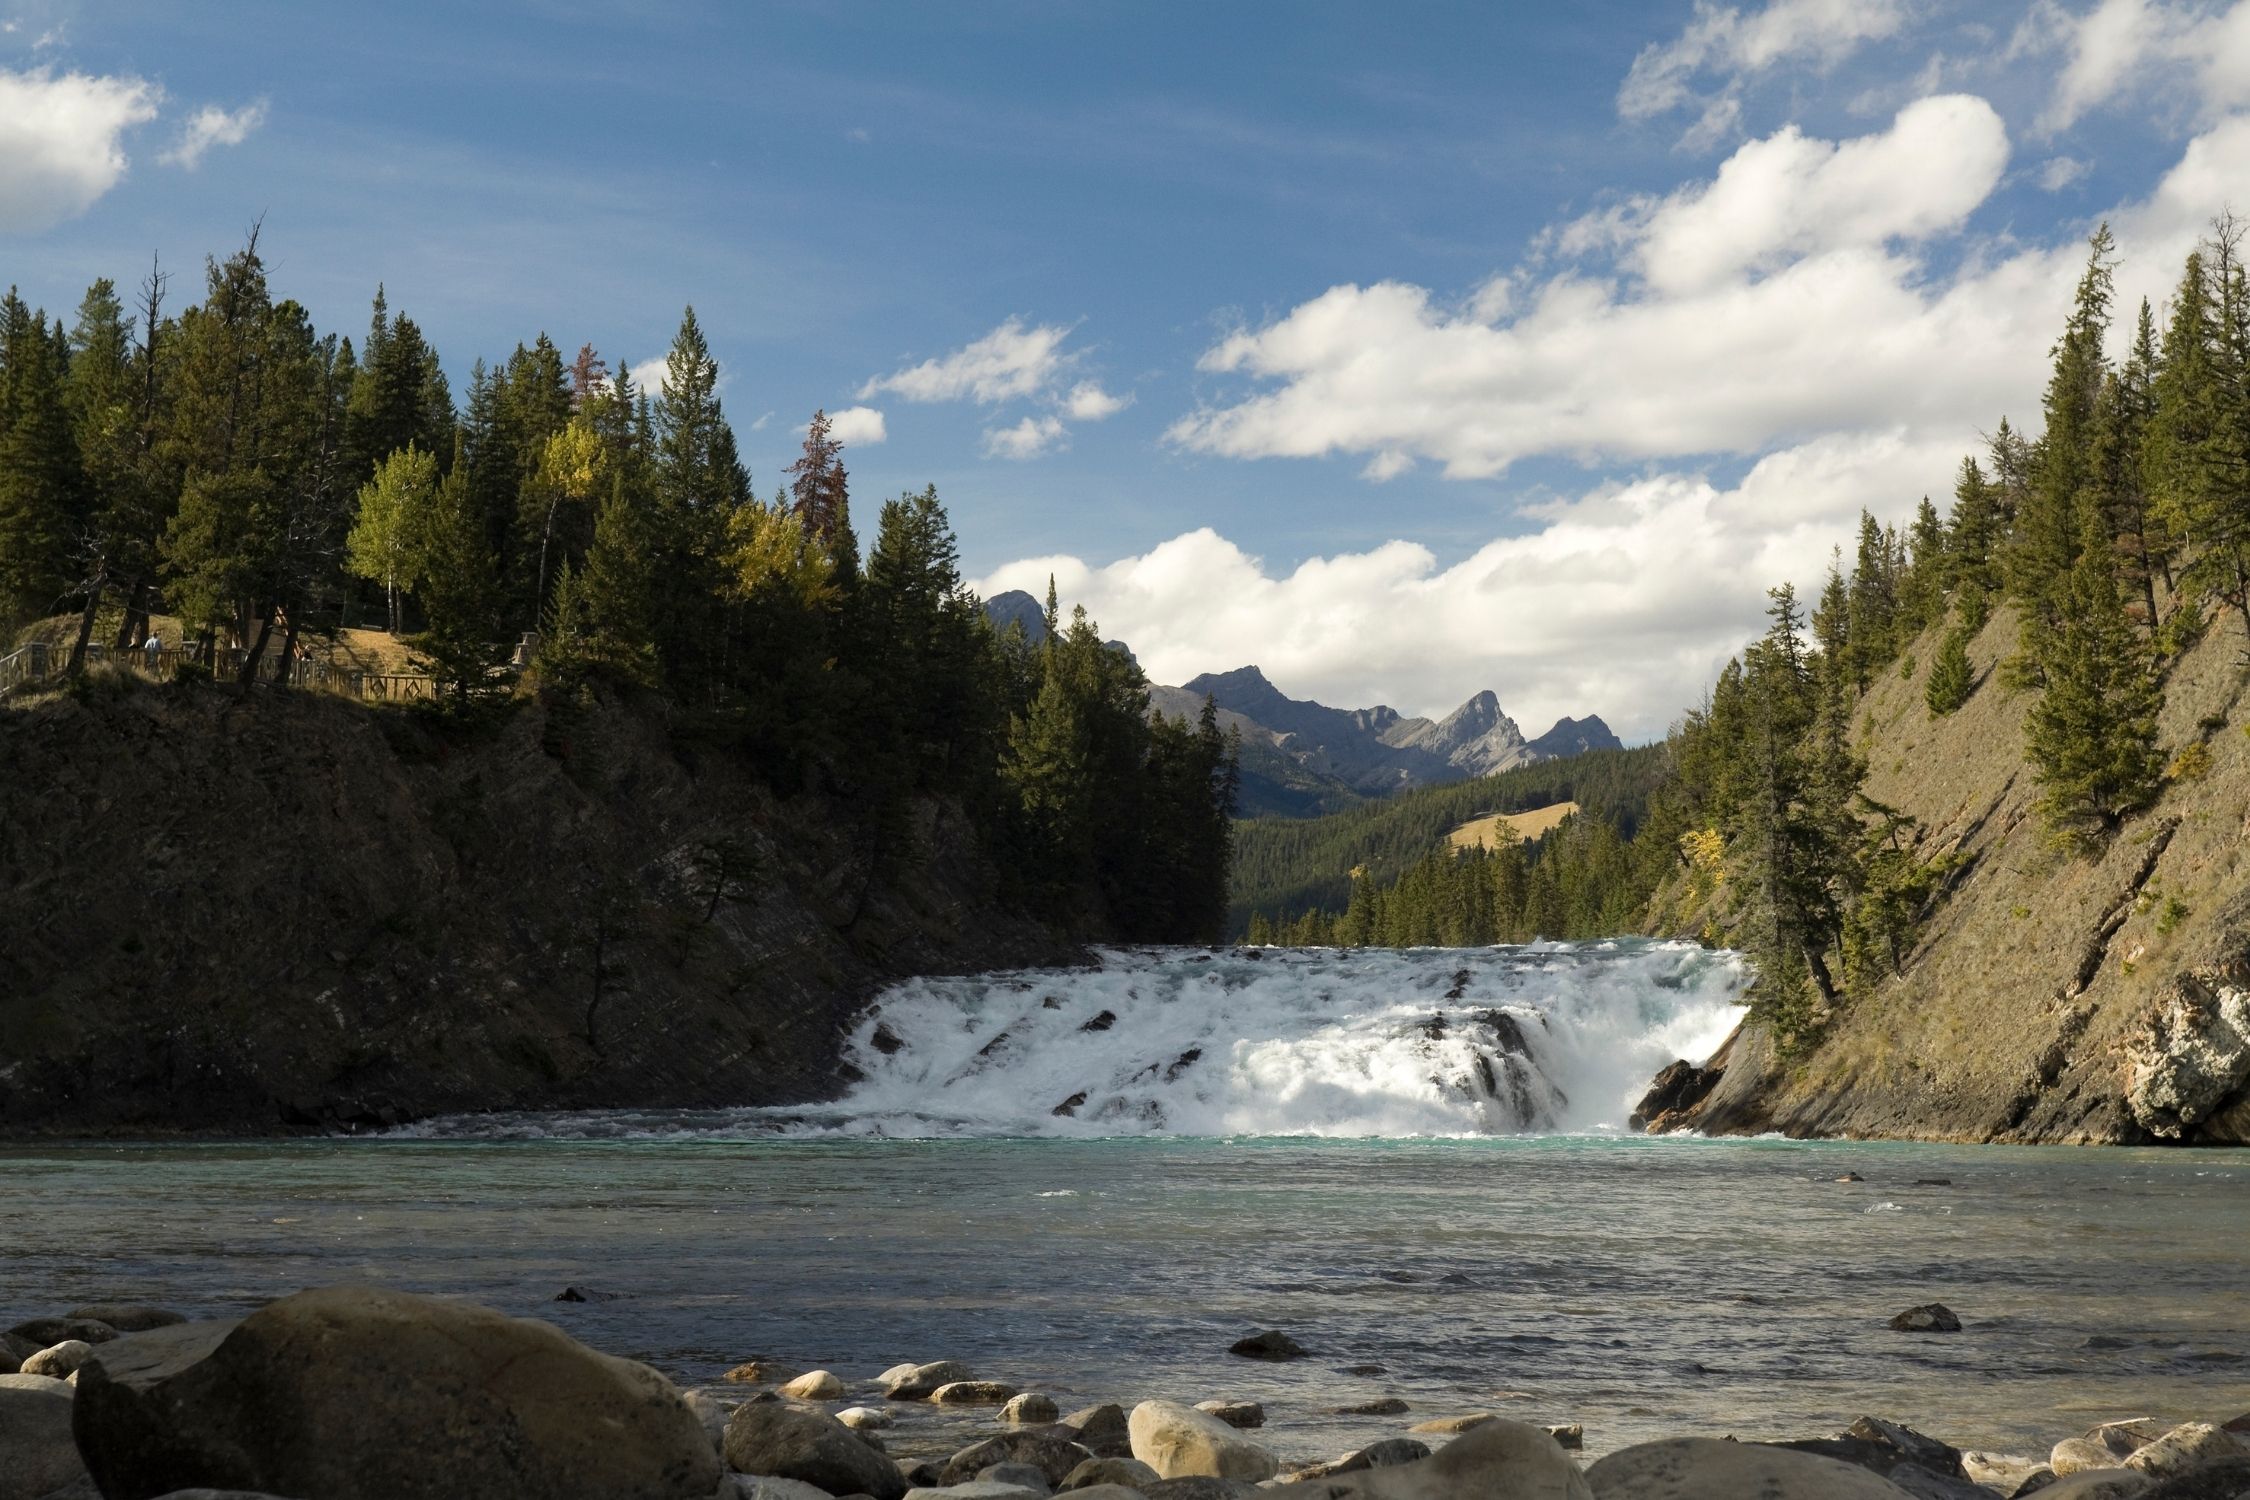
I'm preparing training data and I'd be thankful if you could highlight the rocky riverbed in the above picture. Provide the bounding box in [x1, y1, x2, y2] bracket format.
[4, 1286, 2248, 1500]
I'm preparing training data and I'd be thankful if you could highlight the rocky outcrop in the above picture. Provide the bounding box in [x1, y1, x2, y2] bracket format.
[2124, 966, 2250, 1139]
[71, 1284, 721, 1500]
[0, 690, 1083, 1136]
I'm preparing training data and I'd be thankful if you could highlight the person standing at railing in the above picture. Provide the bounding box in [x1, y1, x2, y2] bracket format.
[144, 631, 162, 666]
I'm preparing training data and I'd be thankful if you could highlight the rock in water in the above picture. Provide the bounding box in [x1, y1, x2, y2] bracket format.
[1058, 1403, 1134, 1458]
[1195, 1399, 1265, 1429]
[1226, 1330, 1306, 1361]
[938, 1431, 1096, 1487]
[1307, 1421, 1589, 1499]
[932, 1379, 1021, 1405]
[1334, 1397, 1409, 1416]
[725, 1400, 907, 1500]
[21, 1340, 94, 1379]
[1003, 1391, 1061, 1424]
[839, 1405, 895, 1430]
[8, 1316, 117, 1346]
[1888, 1303, 1963, 1333]
[71, 1286, 722, 1500]
[67, 1304, 186, 1333]
[723, 1359, 802, 1386]
[778, 1370, 845, 1400]
[882, 1359, 972, 1399]
[1129, 1400, 1279, 1482]
[0, 1380, 90, 1500]
[1294, 1438, 1433, 1480]
[1587, 1437, 1918, 1497]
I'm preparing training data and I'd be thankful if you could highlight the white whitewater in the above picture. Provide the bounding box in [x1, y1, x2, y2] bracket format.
[818, 940, 1746, 1139]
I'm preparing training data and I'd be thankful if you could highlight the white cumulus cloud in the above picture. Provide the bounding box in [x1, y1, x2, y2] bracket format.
[984, 414, 1068, 460]
[0, 66, 160, 233]
[2016, 0, 2250, 133]
[158, 100, 267, 169]
[1064, 381, 1131, 420]
[860, 318, 1074, 404]
[1620, 0, 1909, 144]
[824, 405, 886, 446]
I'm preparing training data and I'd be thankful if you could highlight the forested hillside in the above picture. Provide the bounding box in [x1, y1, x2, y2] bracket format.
[1243, 222, 2250, 1141]
[0, 235, 1238, 963]
[1230, 744, 1671, 935]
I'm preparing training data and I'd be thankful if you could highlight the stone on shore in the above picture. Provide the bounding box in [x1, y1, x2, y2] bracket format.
[840, 1405, 896, 1430]
[20, 1340, 94, 1379]
[2140, 1458, 2250, 1498]
[725, 1360, 804, 1386]
[8, 1316, 118, 1347]
[934, 1379, 1022, 1405]
[2084, 1420, 2169, 1459]
[1194, 1400, 1264, 1429]
[1063, 1456, 1161, 1491]
[1407, 1413, 1498, 1435]
[1769, 1415, 1986, 1497]
[725, 1399, 908, 1500]
[2122, 1423, 2245, 1477]
[1128, 1400, 1279, 1482]
[1587, 1436, 1918, 1497]
[2056, 1438, 2130, 1475]
[1961, 1451, 2048, 1491]
[72, 1285, 722, 1500]
[905, 1483, 1047, 1500]
[780, 1369, 846, 1400]
[680, 1386, 737, 1449]
[722, 1477, 840, 1500]
[1058, 1403, 1134, 1458]
[938, 1431, 1096, 1487]
[1141, 1481, 1260, 1500]
[1334, 1397, 1408, 1416]
[68, 1304, 187, 1333]
[1308, 1421, 1590, 1500]
[0, 1379, 88, 1500]
[1291, 1437, 1431, 1480]
[1060, 1487, 1149, 1500]
[1226, 1330, 1305, 1361]
[995, 1392, 1057, 1426]
[2031, 1473, 2153, 1498]
[1888, 1304, 1963, 1334]
[884, 1360, 973, 1400]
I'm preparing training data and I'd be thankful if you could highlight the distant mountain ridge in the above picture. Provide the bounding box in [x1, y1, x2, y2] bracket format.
[981, 592, 1620, 819]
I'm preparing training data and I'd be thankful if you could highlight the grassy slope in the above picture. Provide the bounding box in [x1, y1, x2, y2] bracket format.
[1448, 800, 1580, 849]
[1667, 600, 2250, 1144]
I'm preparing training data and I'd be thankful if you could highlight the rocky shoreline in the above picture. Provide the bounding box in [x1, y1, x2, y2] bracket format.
[4, 1287, 2247, 1500]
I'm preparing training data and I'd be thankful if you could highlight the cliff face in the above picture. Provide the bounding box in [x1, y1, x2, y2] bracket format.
[1647, 603, 2250, 1146]
[0, 685, 1083, 1136]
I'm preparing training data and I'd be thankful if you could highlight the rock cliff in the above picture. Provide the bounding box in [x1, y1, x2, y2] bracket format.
[0, 684, 1082, 1135]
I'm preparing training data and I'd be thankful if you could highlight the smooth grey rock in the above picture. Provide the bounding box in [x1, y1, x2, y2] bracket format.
[7, 1317, 116, 1347]
[939, 1432, 1095, 1488]
[1888, 1304, 1963, 1334]
[1293, 1438, 1432, 1480]
[1226, 1331, 1305, 1362]
[2141, 1457, 2250, 1497]
[1587, 1436, 1916, 1497]
[68, 1305, 187, 1334]
[905, 1485, 1046, 1500]
[680, 1387, 738, 1449]
[933, 1380, 1022, 1406]
[22, 1340, 95, 1379]
[1140, 1482, 1259, 1500]
[883, 1361, 972, 1400]
[0, 1371, 71, 1391]
[1961, 1452, 2048, 1492]
[1332, 1398, 1407, 1417]
[1059, 1487, 1147, 1500]
[1300, 1422, 1589, 1499]
[1193, 1401, 1264, 1431]
[1128, 1401, 1278, 1482]
[1059, 1405, 1134, 1459]
[2057, 1439, 2130, 1476]
[1062, 1457, 1161, 1491]
[2123, 1424, 2245, 1476]
[1005, 1392, 1062, 1425]
[1406, 1413, 1499, 1436]
[723, 1477, 842, 1500]
[2084, 1421, 2169, 1460]
[2031, 1473, 2152, 1499]
[781, 1370, 846, 1401]
[980, 1461, 1055, 1491]
[840, 1405, 896, 1430]
[725, 1400, 906, 1500]
[73, 1287, 720, 1500]
[0, 1380, 88, 1500]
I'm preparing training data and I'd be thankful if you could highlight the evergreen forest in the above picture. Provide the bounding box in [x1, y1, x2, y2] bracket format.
[0, 235, 1238, 943]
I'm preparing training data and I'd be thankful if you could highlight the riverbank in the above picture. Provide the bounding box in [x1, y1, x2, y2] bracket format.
[7, 1283, 2248, 1499]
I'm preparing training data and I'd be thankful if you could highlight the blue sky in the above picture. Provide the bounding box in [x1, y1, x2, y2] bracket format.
[4, 0, 2246, 734]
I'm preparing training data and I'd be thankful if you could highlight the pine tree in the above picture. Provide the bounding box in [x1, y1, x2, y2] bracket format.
[410, 446, 504, 706]
[1925, 622, 1975, 716]
[2025, 510, 2165, 850]
[574, 477, 659, 686]
[2012, 227, 2115, 619]
[0, 290, 88, 623]
[2100, 298, 2171, 632]
[787, 408, 857, 574]
[1845, 509, 1898, 688]
[1946, 456, 2001, 624]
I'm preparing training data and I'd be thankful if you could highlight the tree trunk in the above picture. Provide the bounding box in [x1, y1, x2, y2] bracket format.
[111, 578, 144, 651]
[67, 567, 106, 676]
[276, 607, 303, 692]
[238, 599, 278, 687]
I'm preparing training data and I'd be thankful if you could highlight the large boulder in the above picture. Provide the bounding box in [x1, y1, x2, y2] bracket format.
[1129, 1402, 1277, 1483]
[2123, 1424, 2246, 1477]
[938, 1430, 1096, 1487]
[1226, 1331, 1305, 1362]
[72, 1285, 721, 1500]
[1305, 1422, 1589, 1500]
[1058, 1404, 1134, 1459]
[724, 1399, 907, 1500]
[1292, 1438, 1432, 1481]
[778, 1370, 844, 1401]
[1587, 1437, 1918, 1497]
[933, 1380, 1021, 1405]
[9, 1316, 118, 1346]
[2142, 1458, 2250, 1497]
[2032, 1474, 2153, 1498]
[0, 1379, 89, 1500]
[1767, 1416, 1987, 1498]
[1063, 1456, 1161, 1491]
[1888, 1305, 1963, 1334]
